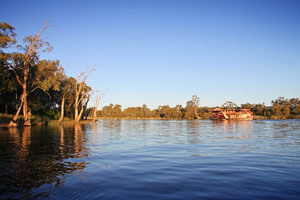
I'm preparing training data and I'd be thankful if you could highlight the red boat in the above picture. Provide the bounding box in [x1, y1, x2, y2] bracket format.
[210, 108, 254, 120]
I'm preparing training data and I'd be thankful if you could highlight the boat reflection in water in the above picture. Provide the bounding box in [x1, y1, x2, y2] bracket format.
[0, 123, 89, 199]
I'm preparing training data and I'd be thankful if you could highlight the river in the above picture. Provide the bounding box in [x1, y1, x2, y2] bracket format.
[0, 120, 300, 199]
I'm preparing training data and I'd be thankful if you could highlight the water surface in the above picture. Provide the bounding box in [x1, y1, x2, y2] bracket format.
[1, 120, 300, 199]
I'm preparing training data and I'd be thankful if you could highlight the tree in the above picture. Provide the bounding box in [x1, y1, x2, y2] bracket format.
[294, 105, 300, 115]
[9, 20, 53, 126]
[184, 101, 194, 119]
[191, 95, 200, 119]
[222, 101, 237, 109]
[183, 95, 200, 119]
[102, 104, 114, 117]
[58, 77, 76, 122]
[74, 67, 95, 121]
[158, 105, 171, 118]
[241, 103, 252, 109]
[92, 91, 106, 121]
[289, 98, 300, 115]
[199, 106, 211, 119]
[174, 105, 183, 119]
[252, 103, 269, 116]
[0, 21, 16, 49]
[271, 97, 290, 118]
[142, 104, 150, 118]
[11, 58, 63, 125]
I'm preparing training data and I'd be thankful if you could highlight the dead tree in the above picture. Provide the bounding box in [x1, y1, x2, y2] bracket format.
[92, 91, 107, 121]
[74, 67, 95, 121]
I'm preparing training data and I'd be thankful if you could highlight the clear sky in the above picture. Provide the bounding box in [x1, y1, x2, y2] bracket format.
[1, 0, 300, 109]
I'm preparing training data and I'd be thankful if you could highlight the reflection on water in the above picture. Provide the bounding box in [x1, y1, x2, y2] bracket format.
[1, 120, 300, 199]
[0, 124, 89, 199]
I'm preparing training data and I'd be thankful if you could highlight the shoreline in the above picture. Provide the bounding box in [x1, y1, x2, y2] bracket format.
[1, 115, 299, 128]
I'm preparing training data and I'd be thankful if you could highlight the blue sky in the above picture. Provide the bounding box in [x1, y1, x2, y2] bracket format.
[1, 0, 300, 109]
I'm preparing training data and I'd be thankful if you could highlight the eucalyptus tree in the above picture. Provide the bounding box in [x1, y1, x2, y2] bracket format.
[74, 67, 95, 121]
[222, 101, 237, 110]
[271, 97, 291, 118]
[183, 95, 200, 119]
[191, 95, 200, 119]
[9, 20, 53, 126]
[102, 104, 114, 117]
[92, 91, 106, 121]
[241, 103, 253, 109]
[142, 104, 151, 118]
[58, 77, 76, 122]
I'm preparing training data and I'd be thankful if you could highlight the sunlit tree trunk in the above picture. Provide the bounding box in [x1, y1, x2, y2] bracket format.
[12, 94, 23, 122]
[74, 89, 79, 121]
[22, 68, 31, 126]
[78, 97, 89, 121]
[77, 102, 85, 121]
[58, 95, 65, 122]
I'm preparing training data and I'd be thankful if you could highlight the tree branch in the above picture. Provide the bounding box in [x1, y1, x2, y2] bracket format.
[13, 70, 23, 86]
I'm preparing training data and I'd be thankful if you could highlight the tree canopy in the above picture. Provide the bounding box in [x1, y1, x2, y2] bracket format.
[0, 21, 96, 125]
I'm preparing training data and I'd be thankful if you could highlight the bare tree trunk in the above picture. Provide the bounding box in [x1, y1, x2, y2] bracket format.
[93, 108, 97, 122]
[8, 95, 24, 127]
[58, 95, 65, 122]
[13, 104, 22, 122]
[92, 91, 106, 121]
[12, 94, 24, 122]
[24, 109, 31, 126]
[22, 72, 31, 126]
[74, 91, 79, 121]
[78, 108, 84, 121]
[74, 67, 95, 121]
[77, 100, 85, 121]
[22, 85, 28, 124]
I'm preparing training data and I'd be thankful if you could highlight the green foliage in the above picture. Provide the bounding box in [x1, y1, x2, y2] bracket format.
[241, 103, 252, 109]
[0, 21, 16, 49]
[0, 22, 19, 114]
[35, 108, 60, 120]
[222, 101, 238, 109]
[37, 60, 65, 91]
[46, 110, 61, 120]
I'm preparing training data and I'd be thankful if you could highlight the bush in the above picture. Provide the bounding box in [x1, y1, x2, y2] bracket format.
[45, 110, 60, 120]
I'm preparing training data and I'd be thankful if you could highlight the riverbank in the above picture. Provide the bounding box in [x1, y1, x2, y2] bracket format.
[2, 114, 300, 128]
[0, 113, 104, 128]
[96, 116, 300, 120]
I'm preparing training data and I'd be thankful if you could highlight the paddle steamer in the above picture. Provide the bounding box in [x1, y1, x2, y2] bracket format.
[210, 108, 254, 120]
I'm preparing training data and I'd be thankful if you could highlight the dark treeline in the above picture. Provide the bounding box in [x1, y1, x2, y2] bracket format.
[96, 96, 300, 120]
[0, 21, 99, 126]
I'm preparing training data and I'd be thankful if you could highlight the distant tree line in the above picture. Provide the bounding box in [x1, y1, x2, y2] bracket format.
[96, 97, 300, 120]
[0, 21, 101, 126]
